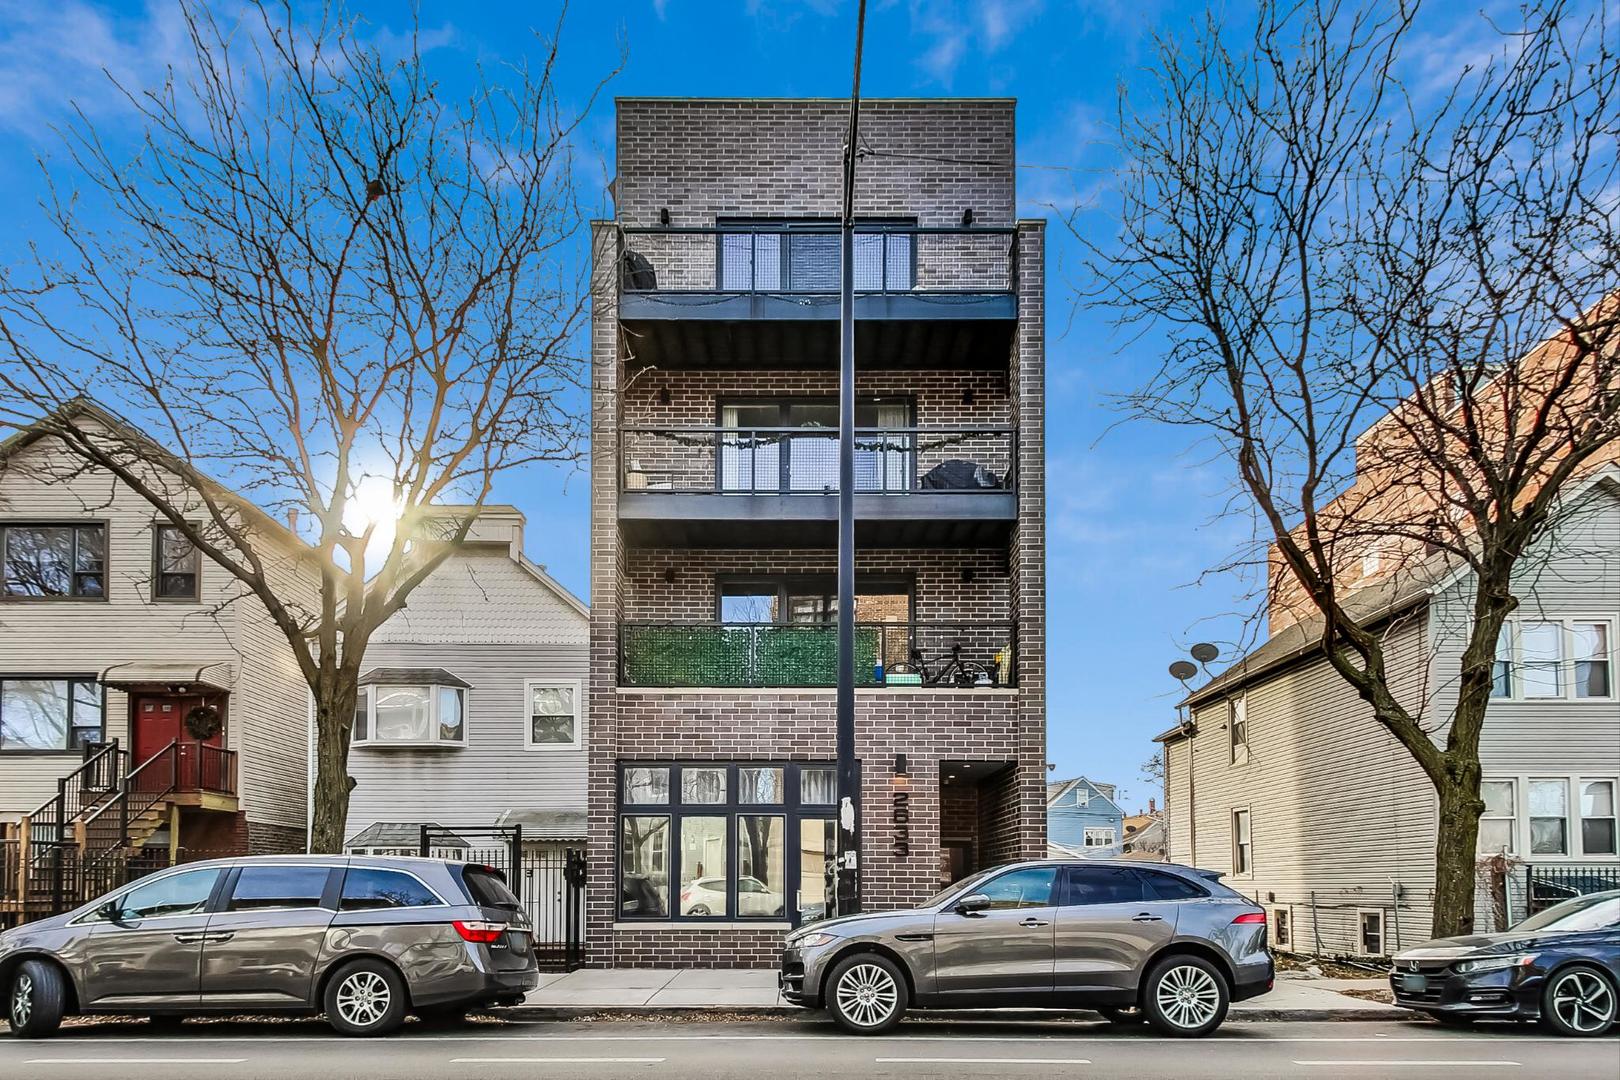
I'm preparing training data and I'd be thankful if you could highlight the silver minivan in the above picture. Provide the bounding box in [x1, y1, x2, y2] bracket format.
[0, 854, 539, 1038]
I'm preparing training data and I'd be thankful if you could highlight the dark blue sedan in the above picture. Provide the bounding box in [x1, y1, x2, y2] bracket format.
[1391, 889, 1619, 1036]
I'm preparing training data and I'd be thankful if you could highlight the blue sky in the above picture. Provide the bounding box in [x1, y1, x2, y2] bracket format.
[0, 0, 1520, 809]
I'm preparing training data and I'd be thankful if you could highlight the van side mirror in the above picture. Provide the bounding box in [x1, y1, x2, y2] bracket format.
[98, 899, 123, 924]
[954, 893, 991, 916]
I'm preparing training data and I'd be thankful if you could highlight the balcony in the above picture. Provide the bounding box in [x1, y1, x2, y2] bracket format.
[616, 223, 1018, 371]
[618, 425, 1016, 547]
[619, 621, 1017, 689]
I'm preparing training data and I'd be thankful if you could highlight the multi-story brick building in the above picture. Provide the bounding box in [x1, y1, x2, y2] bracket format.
[587, 97, 1047, 965]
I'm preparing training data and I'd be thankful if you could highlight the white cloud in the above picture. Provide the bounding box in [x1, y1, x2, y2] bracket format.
[909, 0, 1042, 87]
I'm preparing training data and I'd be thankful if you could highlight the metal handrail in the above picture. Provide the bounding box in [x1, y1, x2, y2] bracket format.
[80, 740, 178, 835]
[620, 223, 1019, 235]
[23, 740, 123, 822]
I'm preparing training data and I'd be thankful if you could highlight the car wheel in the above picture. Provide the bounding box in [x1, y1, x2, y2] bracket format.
[826, 953, 908, 1035]
[8, 960, 67, 1039]
[688, 905, 711, 916]
[325, 960, 408, 1037]
[1096, 1005, 1145, 1025]
[1540, 964, 1617, 1037]
[1142, 955, 1229, 1038]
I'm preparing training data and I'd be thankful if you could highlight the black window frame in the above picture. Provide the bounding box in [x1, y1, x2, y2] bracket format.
[715, 395, 917, 496]
[0, 676, 106, 754]
[220, 864, 340, 913]
[616, 761, 838, 927]
[715, 574, 916, 625]
[0, 520, 109, 601]
[715, 217, 918, 292]
[151, 522, 202, 602]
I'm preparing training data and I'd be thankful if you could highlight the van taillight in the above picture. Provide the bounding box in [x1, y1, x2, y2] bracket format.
[453, 920, 508, 944]
[1231, 911, 1267, 925]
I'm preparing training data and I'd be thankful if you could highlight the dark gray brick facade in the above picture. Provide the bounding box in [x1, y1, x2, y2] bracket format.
[588, 98, 1046, 967]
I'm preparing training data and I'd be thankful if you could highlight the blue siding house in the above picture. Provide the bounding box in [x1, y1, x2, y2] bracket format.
[1047, 777, 1126, 855]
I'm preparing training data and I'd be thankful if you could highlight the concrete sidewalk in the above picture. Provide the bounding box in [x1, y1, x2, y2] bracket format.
[517, 967, 1402, 1021]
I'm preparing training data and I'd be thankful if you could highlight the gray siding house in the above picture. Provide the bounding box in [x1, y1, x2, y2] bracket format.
[1160, 465, 1620, 958]
[334, 507, 589, 858]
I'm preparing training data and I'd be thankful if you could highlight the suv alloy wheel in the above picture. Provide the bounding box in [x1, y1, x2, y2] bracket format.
[1142, 955, 1230, 1037]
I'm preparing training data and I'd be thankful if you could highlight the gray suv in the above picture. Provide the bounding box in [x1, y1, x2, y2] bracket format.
[781, 859, 1273, 1036]
[0, 854, 540, 1039]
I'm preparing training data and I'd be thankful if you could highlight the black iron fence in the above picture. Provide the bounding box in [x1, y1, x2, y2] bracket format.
[1526, 864, 1620, 914]
[620, 620, 1016, 689]
[621, 425, 1015, 497]
[618, 223, 1018, 295]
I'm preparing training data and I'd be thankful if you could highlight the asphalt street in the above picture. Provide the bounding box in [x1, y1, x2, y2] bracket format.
[1, 1017, 1617, 1080]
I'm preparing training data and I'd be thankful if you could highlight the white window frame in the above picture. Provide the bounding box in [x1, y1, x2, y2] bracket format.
[1228, 695, 1249, 766]
[1271, 905, 1293, 950]
[1231, 807, 1253, 876]
[1082, 827, 1116, 848]
[1357, 908, 1387, 956]
[351, 683, 469, 749]
[524, 678, 584, 751]
[1483, 773, 1620, 860]
[1478, 778, 1517, 855]
[1491, 616, 1616, 703]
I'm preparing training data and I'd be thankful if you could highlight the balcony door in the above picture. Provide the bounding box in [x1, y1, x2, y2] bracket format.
[718, 399, 911, 494]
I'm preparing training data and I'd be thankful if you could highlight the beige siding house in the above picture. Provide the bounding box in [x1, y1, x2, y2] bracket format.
[334, 507, 589, 859]
[0, 407, 318, 883]
[1161, 467, 1620, 958]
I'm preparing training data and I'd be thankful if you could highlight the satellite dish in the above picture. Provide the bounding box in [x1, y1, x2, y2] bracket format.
[1190, 642, 1220, 664]
[1168, 660, 1198, 681]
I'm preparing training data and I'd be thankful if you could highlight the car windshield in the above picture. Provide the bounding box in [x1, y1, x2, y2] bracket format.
[1513, 892, 1620, 933]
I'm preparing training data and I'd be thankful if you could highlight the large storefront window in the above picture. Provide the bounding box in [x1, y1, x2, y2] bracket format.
[618, 762, 836, 925]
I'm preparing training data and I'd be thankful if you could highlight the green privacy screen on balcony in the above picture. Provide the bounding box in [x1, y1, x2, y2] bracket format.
[622, 624, 882, 687]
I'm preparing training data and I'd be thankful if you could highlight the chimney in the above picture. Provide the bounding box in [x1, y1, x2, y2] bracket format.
[286, 507, 299, 532]
[1149, 797, 1157, 814]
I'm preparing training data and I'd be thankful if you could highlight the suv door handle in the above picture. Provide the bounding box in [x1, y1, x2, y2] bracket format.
[1131, 913, 1164, 923]
[204, 932, 235, 944]
[172, 932, 207, 944]
[1019, 917, 1050, 928]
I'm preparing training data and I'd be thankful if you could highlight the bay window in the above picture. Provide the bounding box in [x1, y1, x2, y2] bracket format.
[0, 678, 104, 751]
[618, 762, 835, 925]
[2, 523, 106, 599]
[352, 670, 468, 747]
[1492, 618, 1615, 701]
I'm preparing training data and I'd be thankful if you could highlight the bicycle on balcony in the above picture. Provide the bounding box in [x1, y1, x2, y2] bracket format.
[890, 642, 998, 689]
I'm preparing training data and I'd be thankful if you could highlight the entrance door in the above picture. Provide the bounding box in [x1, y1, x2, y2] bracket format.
[131, 693, 222, 765]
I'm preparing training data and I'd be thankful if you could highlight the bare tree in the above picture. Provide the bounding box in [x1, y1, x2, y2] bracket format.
[1086, 0, 1619, 935]
[0, 1, 617, 851]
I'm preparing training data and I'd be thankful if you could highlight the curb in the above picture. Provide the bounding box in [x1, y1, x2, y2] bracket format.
[499, 1004, 1403, 1024]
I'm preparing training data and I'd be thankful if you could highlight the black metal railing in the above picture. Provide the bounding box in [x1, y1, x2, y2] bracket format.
[1526, 864, 1620, 914]
[619, 620, 1016, 689]
[621, 425, 1015, 496]
[618, 223, 1018, 296]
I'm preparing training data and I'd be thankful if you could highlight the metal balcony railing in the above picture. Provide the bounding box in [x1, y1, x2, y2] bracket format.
[618, 223, 1018, 296]
[621, 425, 1015, 496]
[619, 621, 1016, 689]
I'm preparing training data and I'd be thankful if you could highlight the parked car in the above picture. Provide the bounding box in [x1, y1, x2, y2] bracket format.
[779, 859, 1273, 1036]
[683, 875, 785, 917]
[0, 854, 539, 1039]
[1390, 889, 1620, 1036]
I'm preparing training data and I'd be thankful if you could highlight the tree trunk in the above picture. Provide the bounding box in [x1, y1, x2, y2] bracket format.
[308, 678, 359, 854]
[1431, 776, 1484, 939]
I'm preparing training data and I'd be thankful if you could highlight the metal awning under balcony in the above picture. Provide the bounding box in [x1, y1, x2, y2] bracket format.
[618, 425, 1017, 548]
[616, 224, 1018, 371]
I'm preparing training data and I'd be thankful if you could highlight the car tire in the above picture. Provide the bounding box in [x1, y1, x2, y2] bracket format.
[8, 959, 68, 1040]
[1096, 1005, 1145, 1025]
[826, 953, 908, 1035]
[1539, 964, 1617, 1037]
[1142, 955, 1230, 1038]
[324, 959, 409, 1037]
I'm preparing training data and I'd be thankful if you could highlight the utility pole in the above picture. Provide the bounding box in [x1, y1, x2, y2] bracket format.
[834, 0, 868, 919]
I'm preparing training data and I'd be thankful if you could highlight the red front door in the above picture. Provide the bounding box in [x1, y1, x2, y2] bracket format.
[131, 694, 222, 766]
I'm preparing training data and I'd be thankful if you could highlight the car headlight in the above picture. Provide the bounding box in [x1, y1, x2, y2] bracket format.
[789, 931, 839, 949]
[1454, 953, 1538, 974]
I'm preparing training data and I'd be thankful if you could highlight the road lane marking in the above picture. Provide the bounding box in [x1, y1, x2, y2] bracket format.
[877, 1058, 1091, 1065]
[1294, 1062, 1521, 1068]
[25, 1059, 248, 1065]
[14, 1033, 1582, 1045]
[451, 1057, 665, 1064]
